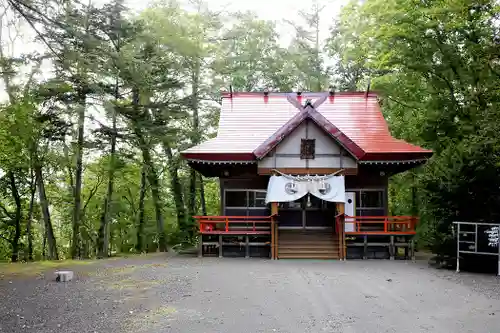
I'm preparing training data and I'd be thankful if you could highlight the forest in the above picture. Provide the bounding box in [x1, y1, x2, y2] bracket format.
[0, 0, 498, 262]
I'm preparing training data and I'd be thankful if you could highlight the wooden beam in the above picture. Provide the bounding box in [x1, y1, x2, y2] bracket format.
[258, 167, 357, 175]
[198, 235, 203, 258]
[336, 202, 345, 260]
[390, 235, 395, 260]
[271, 202, 278, 259]
[363, 235, 368, 260]
[245, 235, 250, 258]
[218, 235, 223, 258]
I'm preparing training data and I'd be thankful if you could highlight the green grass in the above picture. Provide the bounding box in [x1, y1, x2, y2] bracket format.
[0, 253, 168, 279]
[0, 259, 98, 278]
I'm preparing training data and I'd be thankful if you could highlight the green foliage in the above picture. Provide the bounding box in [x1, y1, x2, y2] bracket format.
[2, 0, 499, 262]
[329, 0, 500, 257]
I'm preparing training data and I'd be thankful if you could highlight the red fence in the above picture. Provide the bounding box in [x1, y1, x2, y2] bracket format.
[342, 216, 417, 235]
[194, 215, 274, 235]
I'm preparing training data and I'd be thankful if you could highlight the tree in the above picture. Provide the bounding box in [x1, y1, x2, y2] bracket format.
[330, 0, 500, 258]
[285, 0, 330, 91]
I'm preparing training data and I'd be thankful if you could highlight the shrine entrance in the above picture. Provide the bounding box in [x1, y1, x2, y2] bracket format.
[278, 194, 337, 230]
[265, 172, 344, 231]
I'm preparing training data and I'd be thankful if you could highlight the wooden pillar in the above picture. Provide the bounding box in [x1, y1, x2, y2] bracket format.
[336, 202, 345, 260]
[411, 238, 415, 262]
[275, 222, 279, 259]
[198, 235, 203, 258]
[218, 235, 223, 258]
[390, 236, 395, 260]
[245, 235, 250, 258]
[270, 219, 275, 259]
[363, 235, 368, 260]
[271, 202, 278, 260]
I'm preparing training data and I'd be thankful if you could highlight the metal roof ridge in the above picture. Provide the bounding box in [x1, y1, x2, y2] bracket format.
[221, 91, 379, 99]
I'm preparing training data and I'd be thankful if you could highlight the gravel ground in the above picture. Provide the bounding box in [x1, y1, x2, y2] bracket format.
[1, 254, 499, 333]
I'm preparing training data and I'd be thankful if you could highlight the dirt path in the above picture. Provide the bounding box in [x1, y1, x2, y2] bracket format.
[1, 255, 499, 333]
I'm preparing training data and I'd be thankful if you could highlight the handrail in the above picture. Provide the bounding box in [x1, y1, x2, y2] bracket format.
[344, 215, 417, 235]
[194, 215, 274, 219]
[194, 215, 274, 235]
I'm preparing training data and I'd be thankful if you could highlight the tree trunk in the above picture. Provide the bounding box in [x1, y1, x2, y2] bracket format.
[163, 143, 188, 238]
[35, 164, 59, 260]
[314, 6, 321, 91]
[26, 169, 36, 261]
[71, 99, 86, 259]
[187, 62, 201, 227]
[141, 145, 167, 252]
[7, 171, 22, 263]
[42, 228, 47, 259]
[132, 87, 167, 252]
[97, 95, 118, 258]
[136, 162, 147, 253]
[199, 173, 207, 216]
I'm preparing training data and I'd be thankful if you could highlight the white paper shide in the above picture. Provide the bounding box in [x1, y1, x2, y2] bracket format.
[265, 174, 345, 203]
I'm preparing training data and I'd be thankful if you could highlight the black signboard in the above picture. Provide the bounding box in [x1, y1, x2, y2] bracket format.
[477, 225, 499, 254]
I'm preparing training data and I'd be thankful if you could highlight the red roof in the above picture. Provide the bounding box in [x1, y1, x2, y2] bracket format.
[182, 92, 432, 162]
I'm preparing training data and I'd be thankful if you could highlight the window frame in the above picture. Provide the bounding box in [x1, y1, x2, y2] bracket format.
[224, 189, 268, 210]
[347, 188, 387, 216]
[300, 138, 316, 159]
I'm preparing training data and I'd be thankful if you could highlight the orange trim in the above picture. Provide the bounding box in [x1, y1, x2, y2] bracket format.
[194, 215, 274, 235]
[343, 216, 418, 235]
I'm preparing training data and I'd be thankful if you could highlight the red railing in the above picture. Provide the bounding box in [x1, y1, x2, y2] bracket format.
[342, 216, 417, 235]
[194, 215, 274, 235]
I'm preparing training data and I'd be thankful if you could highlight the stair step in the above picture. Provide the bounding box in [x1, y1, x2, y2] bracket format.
[280, 239, 338, 241]
[279, 243, 338, 247]
[279, 249, 337, 255]
[279, 244, 338, 249]
[278, 238, 338, 243]
[277, 231, 341, 259]
[279, 240, 336, 243]
[278, 254, 339, 259]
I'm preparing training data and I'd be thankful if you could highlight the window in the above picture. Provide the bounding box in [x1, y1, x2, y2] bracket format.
[225, 190, 267, 208]
[225, 191, 247, 207]
[353, 190, 385, 216]
[249, 191, 267, 208]
[300, 139, 315, 159]
[359, 191, 383, 208]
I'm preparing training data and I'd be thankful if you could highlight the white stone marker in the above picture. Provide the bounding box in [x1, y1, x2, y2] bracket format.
[55, 270, 74, 282]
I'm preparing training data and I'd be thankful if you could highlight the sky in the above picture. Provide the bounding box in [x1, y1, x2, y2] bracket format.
[115, 0, 347, 45]
[0, 0, 348, 100]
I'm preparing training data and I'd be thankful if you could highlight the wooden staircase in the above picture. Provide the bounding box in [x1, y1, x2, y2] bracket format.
[277, 229, 340, 259]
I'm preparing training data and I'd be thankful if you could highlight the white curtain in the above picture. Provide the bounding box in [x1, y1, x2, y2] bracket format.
[265, 175, 345, 203]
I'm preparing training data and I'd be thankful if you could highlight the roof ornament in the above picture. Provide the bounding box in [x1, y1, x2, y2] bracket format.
[329, 85, 335, 96]
[263, 88, 269, 103]
[328, 85, 335, 103]
[296, 90, 303, 104]
[364, 78, 371, 99]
